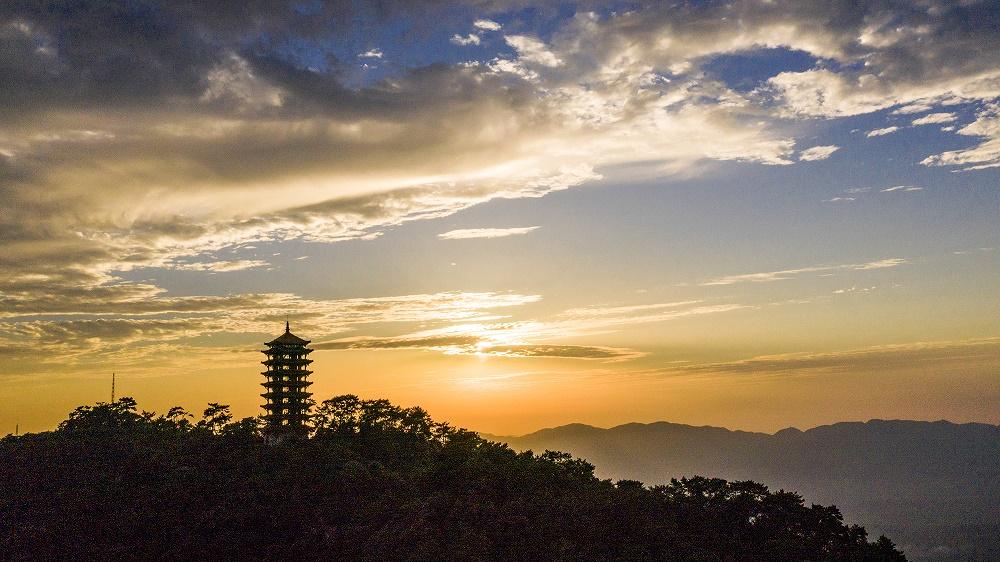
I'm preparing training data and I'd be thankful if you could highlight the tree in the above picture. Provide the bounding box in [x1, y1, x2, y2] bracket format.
[196, 402, 232, 434]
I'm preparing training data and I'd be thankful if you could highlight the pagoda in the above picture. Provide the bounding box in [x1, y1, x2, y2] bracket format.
[260, 322, 314, 436]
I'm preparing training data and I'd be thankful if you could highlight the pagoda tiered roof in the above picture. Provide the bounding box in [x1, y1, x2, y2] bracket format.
[260, 378, 313, 387]
[261, 390, 313, 400]
[265, 321, 312, 346]
[261, 357, 313, 366]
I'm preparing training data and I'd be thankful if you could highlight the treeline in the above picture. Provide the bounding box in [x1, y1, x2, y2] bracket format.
[0, 396, 906, 561]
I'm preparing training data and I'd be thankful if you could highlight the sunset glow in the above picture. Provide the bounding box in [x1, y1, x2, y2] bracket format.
[1, 0, 998, 437]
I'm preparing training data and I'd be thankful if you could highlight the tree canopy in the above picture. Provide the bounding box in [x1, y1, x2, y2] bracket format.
[1, 396, 906, 561]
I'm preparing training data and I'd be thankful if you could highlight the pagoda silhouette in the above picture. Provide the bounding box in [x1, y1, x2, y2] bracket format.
[260, 322, 314, 437]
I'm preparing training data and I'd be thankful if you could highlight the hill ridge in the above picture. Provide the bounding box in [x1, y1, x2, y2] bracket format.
[487, 418, 1000, 441]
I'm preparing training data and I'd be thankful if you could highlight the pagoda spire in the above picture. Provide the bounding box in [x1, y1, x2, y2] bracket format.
[260, 323, 314, 437]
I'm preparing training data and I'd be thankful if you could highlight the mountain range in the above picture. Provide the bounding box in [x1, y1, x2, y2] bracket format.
[484, 419, 1000, 561]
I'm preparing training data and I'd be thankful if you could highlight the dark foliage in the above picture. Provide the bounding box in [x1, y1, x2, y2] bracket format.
[496, 419, 1000, 560]
[0, 396, 906, 561]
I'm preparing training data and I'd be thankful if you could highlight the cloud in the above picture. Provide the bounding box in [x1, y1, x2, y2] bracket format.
[504, 35, 563, 67]
[0, 8, 800, 304]
[201, 54, 284, 109]
[881, 185, 923, 192]
[6, 0, 876, 307]
[764, 53, 999, 120]
[921, 103, 1000, 171]
[701, 258, 907, 286]
[2, 0, 997, 369]
[832, 285, 876, 295]
[358, 48, 383, 59]
[314, 334, 481, 351]
[823, 197, 855, 202]
[312, 299, 744, 362]
[0, 289, 544, 370]
[0, 286, 540, 323]
[798, 145, 840, 161]
[751, 0, 1000, 120]
[473, 19, 501, 31]
[953, 247, 994, 256]
[553, 302, 748, 334]
[165, 259, 270, 272]
[438, 226, 540, 240]
[681, 338, 1000, 377]
[314, 335, 641, 361]
[866, 126, 899, 137]
[892, 102, 935, 115]
[451, 33, 480, 46]
[911, 112, 957, 125]
[3, 318, 201, 347]
[483, 344, 642, 360]
[847, 258, 906, 270]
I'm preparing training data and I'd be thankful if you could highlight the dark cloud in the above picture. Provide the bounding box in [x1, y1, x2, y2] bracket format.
[0, 0, 539, 120]
[4, 0, 997, 119]
[0, 1, 373, 114]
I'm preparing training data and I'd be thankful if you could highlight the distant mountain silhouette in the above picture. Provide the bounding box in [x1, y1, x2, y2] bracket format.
[486, 420, 1000, 561]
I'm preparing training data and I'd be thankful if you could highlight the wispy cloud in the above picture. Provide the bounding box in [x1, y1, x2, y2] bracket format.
[0, 287, 554, 379]
[504, 35, 563, 67]
[892, 103, 935, 115]
[311, 299, 744, 361]
[866, 126, 899, 137]
[358, 48, 383, 59]
[798, 145, 840, 161]
[451, 33, 480, 46]
[832, 285, 876, 294]
[837, 185, 922, 199]
[166, 259, 269, 272]
[922, 104, 1000, 171]
[681, 338, 1000, 376]
[315, 335, 643, 361]
[701, 258, 907, 286]
[438, 226, 540, 240]
[473, 19, 502, 31]
[953, 247, 994, 255]
[912, 112, 957, 125]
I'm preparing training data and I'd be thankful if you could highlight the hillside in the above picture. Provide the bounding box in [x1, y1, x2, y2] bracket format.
[0, 396, 906, 561]
[489, 420, 1000, 561]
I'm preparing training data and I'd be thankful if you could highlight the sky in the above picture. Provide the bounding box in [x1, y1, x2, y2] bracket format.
[1, 0, 998, 435]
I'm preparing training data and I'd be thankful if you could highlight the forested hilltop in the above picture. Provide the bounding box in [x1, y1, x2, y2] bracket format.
[489, 420, 1000, 560]
[1, 396, 905, 561]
